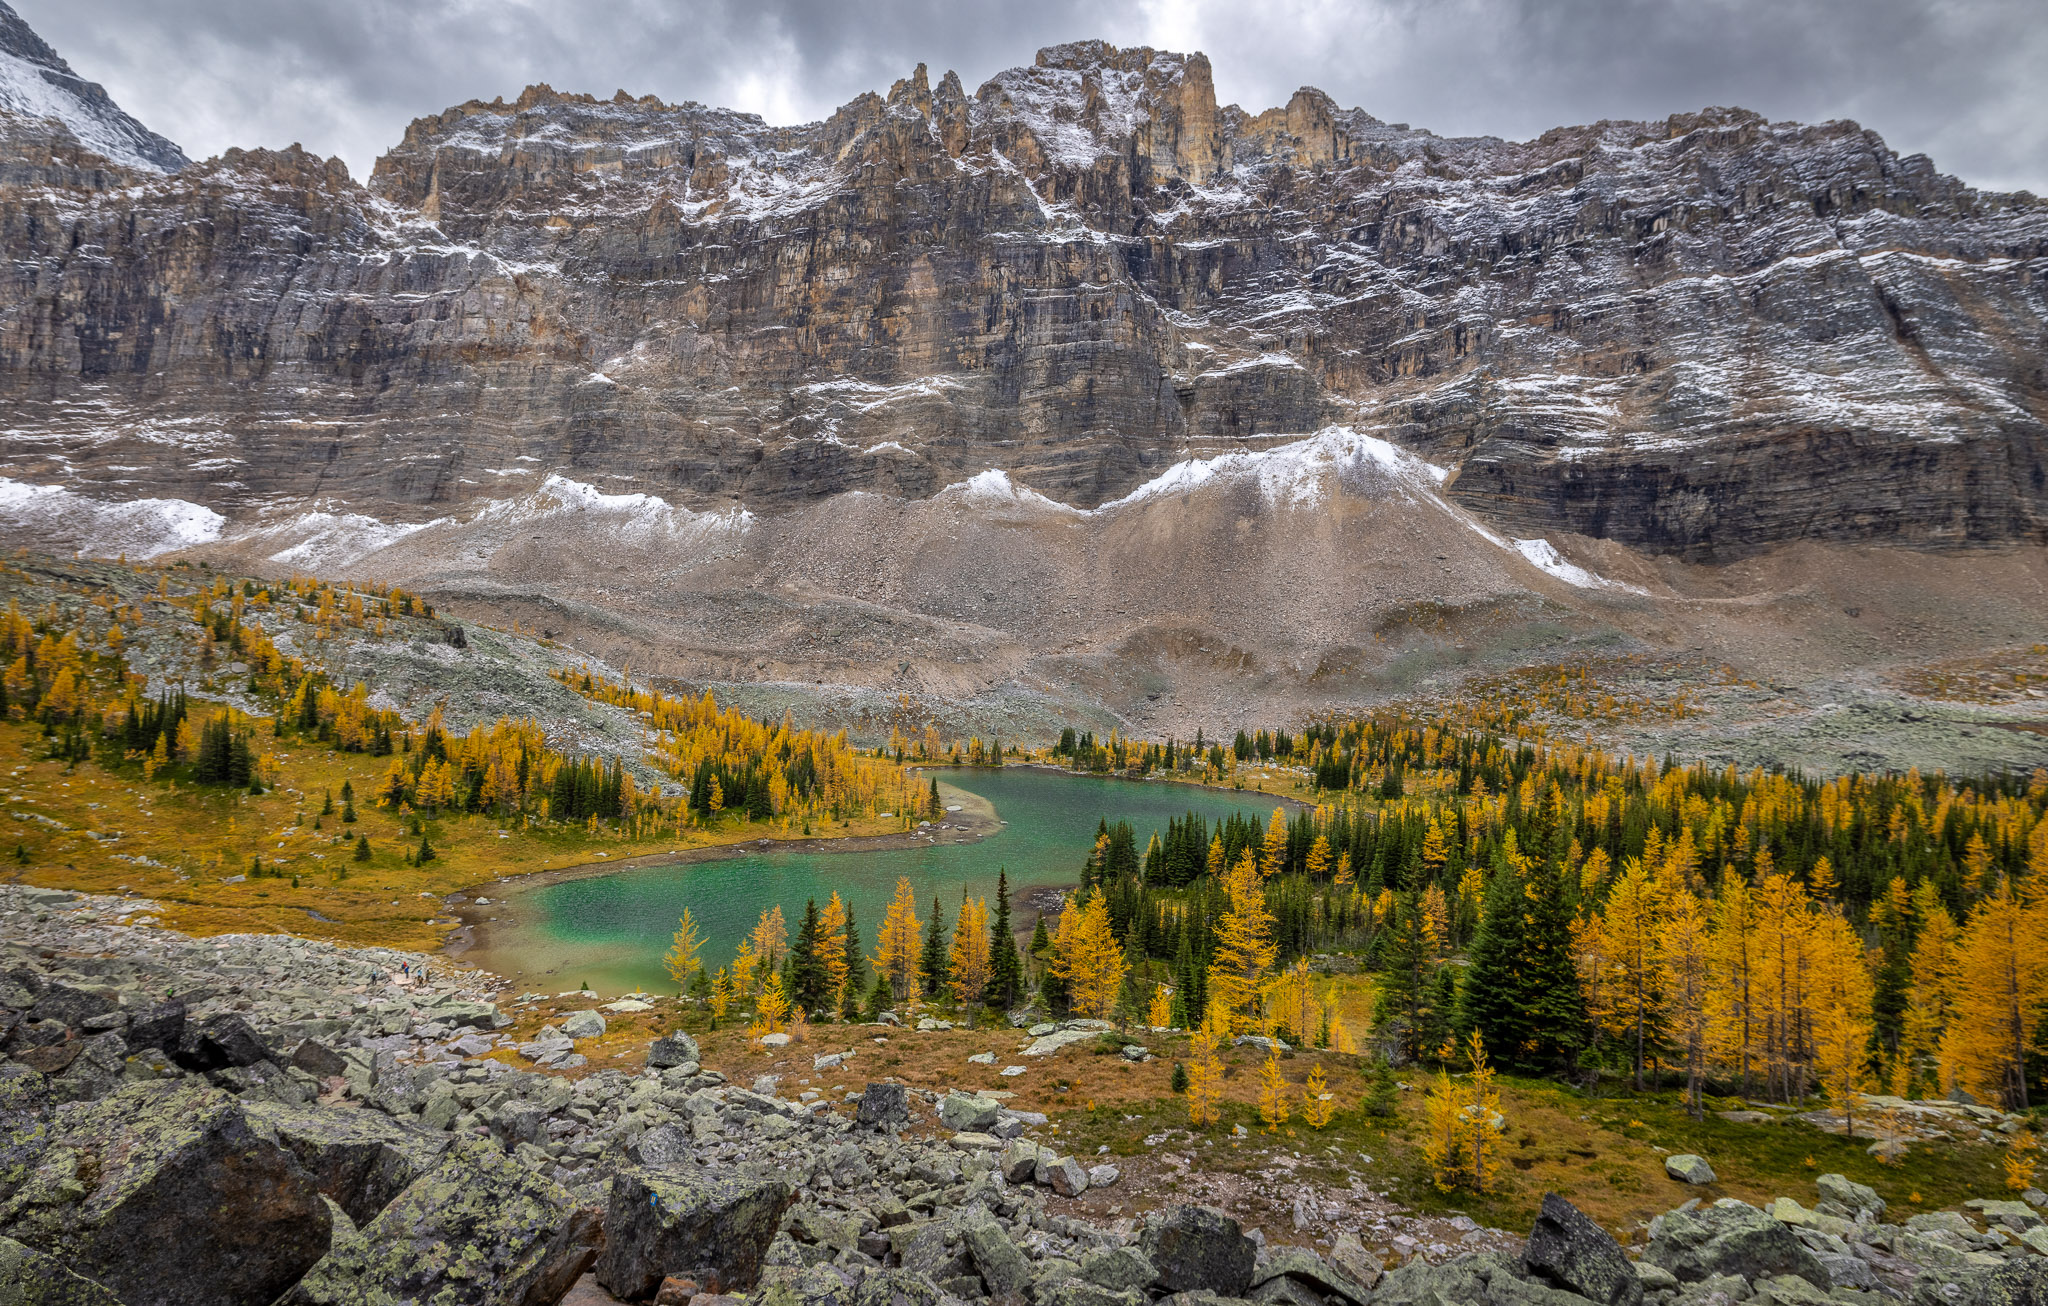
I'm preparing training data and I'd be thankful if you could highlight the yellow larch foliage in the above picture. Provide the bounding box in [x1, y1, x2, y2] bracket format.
[817, 893, 851, 1002]
[1208, 849, 1278, 1032]
[948, 896, 992, 1008]
[1904, 881, 1961, 1068]
[872, 878, 923, 1001]
[750, 972, 792, 1038]
[1148, 985, 1173, 1030]
[1939, 883, 2048, 1109]
[1261, 808, 1289, 875]
[1051, 893, 1125, 1020]
[1301, 1063, 1334, 1129]
[1257, 1052, 1291, 1131]
[663, 909, 704, 992]
[751, 906, 789, 975]
[1305, 835, 1331, 881]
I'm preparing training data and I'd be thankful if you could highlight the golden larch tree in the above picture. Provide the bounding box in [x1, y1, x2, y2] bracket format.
[948, 896, 992, 1009]
[872, 877, 924, 1002]
[1258, 1052, 1291, 1131]
[663, 909, 704, 993]
[1208, 849, 1278, 1031]
[1940, 884, 2048, 1109]
[1051, 893, 1126, 1019]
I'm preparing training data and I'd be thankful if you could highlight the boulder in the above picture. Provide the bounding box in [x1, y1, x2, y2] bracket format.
[283, 1135, 598, 1306]
[1080, 1246, 1158, 1293]
[1088, 1163, 1121, 1188]
[1139, 1205, 1256, 1297]
[962, 1207, 1035, 1300]
[857, 1083, 909, 1130]
[1645, 1200, 1830, 1288]
[1046, 1155, 1090, 1197]
[171, 1012, 270, 1072]
[1524, 1192, 1643, 1306]
[1326, 1233, 1383, 1292]
[560, 1009, 606, 1040]
[595, 1167, 796, 1299]
[1250, 1278, 1322, 1306]
[996, 1138, 1039, 1182]
[1972, 1260, 2048, 1306]
[1665, 1154, 1717, 1185]
[1815, 1173, 1884, 1219]
[0, 1081, 330, 1306]
[28, 984, 117, 1029]
[288, 1038, 348, 1080]
[1253, 1245, 1374, 1306]
[648, 1031, 701, 1069]
[0, 1232, 126, 1304]
[243, 1099, 447, 1227]
[1039, 1283, 1144, 1306]
[939, 1090, 1000, 1133]
[1374, 1253, 1588, 1306]
[854, 1268, 948, 1306]
[630, 1122, 695, 1169]
[121, 999, 183, 1054]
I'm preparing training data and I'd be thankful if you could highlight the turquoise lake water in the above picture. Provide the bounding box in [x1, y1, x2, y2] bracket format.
[469, 767, 1290, 995]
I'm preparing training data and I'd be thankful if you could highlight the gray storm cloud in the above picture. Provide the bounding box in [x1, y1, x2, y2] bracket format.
[14, 0, 2045, 194]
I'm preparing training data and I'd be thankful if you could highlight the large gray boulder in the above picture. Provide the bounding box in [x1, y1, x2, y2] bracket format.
[283, 1135, 598, 1306]
[0, 1081, 330, 1306]
[939, 1091, 1001, 1133]
[857, 1083, 910, 1130]
[1081, 1247, 1159, 1294]
[854, 1268, 948, 1306]
[171, 1012, 271, 1072]
[1138, 1205, 1256, 1297]
[963, 1207, 1035, 1301]
[648, 1030, 701, 1069]
[1253, 1246, 1374, 1306]
[1525, 1192, 1643, 1306]
[595, 1167, 796, 1300]
[0, 1232, 125, 1304]
[244, 1099, 449, 1227]
[1815, 1173, 1884, 1220]
[1374, 1252, 1590, 1306]
[1644, 1200, 1829, 1288]
[1665, 1154, 1717, 1185]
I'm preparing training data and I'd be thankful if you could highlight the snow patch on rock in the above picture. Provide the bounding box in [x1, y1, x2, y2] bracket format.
[0, 479, 220, 557]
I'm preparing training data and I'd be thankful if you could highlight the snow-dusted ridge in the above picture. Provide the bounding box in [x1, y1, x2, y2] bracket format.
[0, 479, 221, 558]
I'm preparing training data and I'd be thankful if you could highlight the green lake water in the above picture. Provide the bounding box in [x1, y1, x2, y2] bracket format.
[468, 768, 1290, 995]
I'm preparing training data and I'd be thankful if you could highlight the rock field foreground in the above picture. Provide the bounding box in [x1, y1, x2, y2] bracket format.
[1, 884, 2046, 1306]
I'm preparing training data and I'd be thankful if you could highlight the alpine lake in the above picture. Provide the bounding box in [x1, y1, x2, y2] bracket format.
[459, 767, 1294, 995]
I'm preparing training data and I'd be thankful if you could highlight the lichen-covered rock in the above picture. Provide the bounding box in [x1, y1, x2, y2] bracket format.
[1373, 1253, 1591, 1306]
[647, 1032, 701, 1069]
[1080, 1246, 1158, 1294]
[595, 1167, 796, 1300]
[1814, 1173, 1884, 1219]
[853, 1268, 947, 1306]
[1138, 1205, 1256, 1297]
[244, 1099, 449, 1227]
[0, 1081, 330, 1306]
[1665, 1154, 1717, 1185]
[283, 1135, 598, 1306]
[172, 1012, 271, 1072]
[857, 1083, 909, 1130]
[962, 1206, 1034, 1300]
[1645, 1200, 1829, 1289]
[1252, 1246, 1373, 1306]
[0, 1232, 125, 1304]
[1524, 1192, 1643, 1306]
[939, 1091, 1000, 1133]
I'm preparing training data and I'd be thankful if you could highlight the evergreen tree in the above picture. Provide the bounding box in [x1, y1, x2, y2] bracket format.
[988, 869, 1024, 1010]
[791, 899, 831, 1015]
[1032, 914, 1068, 1013]
[353, 834, 370, 862]
[1377, 894, 1445, 1062]
[920, 895, 948, 996]
[1456, 847, 1586, 1073]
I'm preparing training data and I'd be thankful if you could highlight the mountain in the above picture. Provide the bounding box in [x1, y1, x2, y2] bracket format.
[0, 14, 2044, 754]
[0, 1, 185, 175]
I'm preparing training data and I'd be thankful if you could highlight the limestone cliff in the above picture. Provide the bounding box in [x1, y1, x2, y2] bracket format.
[0, 12, 2043, 561]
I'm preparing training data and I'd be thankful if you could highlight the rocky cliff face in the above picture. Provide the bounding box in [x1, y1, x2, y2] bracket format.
[0, 18, 2042, 561]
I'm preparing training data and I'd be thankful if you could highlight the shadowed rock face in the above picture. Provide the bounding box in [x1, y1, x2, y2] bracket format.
[0, 23, 2042, 561]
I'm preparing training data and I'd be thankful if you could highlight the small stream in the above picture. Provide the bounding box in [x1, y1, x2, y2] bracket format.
[460, 767, 1292, 995]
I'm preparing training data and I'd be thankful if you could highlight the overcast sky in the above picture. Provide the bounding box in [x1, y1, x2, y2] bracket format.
[16, 0, 2046, 194]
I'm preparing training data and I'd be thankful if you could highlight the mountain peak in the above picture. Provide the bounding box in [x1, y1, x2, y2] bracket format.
[0, 0, 187, 173]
